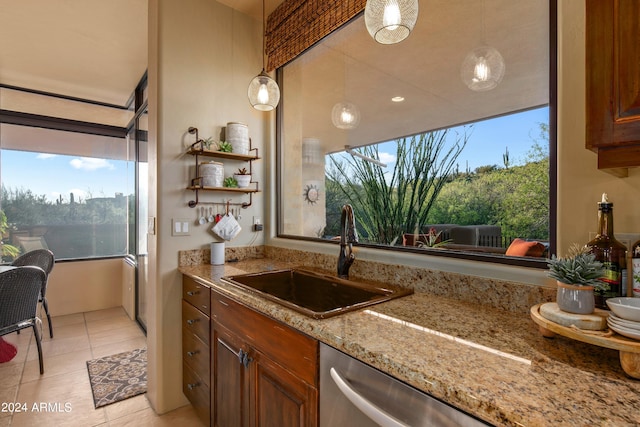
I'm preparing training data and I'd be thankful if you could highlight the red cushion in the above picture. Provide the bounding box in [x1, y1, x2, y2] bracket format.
[0, 337, 17, 363]
[505, 238, 545, 257]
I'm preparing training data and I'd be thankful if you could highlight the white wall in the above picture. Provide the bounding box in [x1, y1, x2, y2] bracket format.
[556, 0, 640, 252]
[147, 0, 268, 413]
[46, 258, 123, 316]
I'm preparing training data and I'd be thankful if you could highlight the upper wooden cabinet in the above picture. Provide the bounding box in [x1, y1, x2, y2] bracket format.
[586, 0, 640, 176]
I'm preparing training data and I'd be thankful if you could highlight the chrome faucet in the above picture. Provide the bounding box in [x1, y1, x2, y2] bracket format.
[337, 204, 358, 279]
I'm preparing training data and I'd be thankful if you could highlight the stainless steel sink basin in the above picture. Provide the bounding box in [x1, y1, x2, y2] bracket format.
[222, 269, 413, 319]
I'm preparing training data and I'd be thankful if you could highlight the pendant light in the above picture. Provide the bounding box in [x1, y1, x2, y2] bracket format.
[460, 46, 505, 91]
[364, 0, 419, 45]
[332, 102, 361, 130]
[248, 0, 280, 111]
[460, 1, 505, 92]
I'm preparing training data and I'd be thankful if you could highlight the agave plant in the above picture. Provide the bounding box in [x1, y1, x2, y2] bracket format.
[547, 243, 607, 291]
[218, 141, 233, 153]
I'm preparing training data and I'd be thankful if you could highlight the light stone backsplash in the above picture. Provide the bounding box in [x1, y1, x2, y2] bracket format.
[178, 245, 555, 314]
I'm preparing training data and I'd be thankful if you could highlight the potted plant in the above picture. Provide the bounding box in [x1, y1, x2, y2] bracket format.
[0, 210, 19, 262]
[416, 227, 452, 248]
[218, 141, 233, 153]
[223, 176, 238, 188]
[547, 243, 606, 314]
[233, 168, 251, 188]
[200, 137, 214, 151]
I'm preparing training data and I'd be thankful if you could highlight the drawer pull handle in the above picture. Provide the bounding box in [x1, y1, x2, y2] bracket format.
[187, 350, 199, 357]
[186, 290, 199, 296]
[187, 382, 199, 390]
[186, 319, 198, 325]
[218, 300, 229, 307]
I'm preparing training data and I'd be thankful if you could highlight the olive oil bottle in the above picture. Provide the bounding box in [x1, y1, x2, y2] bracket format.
[586, 194, 627, 309]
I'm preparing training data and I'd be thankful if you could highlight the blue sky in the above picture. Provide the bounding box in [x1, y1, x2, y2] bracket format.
[374, 106, 549, 172]
[1, 152, 131, 203]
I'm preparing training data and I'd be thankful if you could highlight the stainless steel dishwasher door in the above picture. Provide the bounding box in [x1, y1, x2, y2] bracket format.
[320, 343, 489, 427]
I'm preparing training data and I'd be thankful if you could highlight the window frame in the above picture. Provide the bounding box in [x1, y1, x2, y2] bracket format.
[275, 1, 557, 269]
[0, 86, 133, 262]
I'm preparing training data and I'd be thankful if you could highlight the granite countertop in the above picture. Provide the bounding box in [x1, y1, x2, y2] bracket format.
[179, 259, 640, 426]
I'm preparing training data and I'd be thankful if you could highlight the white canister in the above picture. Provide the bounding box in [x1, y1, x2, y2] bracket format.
[227, 122, 249, 155]
[200, 162, 224, 187]
[210, 242, 225, 265]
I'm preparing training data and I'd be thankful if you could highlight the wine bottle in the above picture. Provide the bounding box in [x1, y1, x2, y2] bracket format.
[586, 193, 627, 309]
[632, 239, 640, 297]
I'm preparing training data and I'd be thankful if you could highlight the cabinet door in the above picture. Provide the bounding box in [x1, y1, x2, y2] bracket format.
[252, 350, 318, 427]
[586, 0, 640, 171]
[213, 324, 250, 427]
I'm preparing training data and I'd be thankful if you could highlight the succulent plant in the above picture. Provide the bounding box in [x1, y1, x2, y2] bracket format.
[223, 176, 238, 188]
[236, 167, 249, 175]
[200, 137, 214, 150]
[547, 243, 608, 290]
[218, 141, 233, 153]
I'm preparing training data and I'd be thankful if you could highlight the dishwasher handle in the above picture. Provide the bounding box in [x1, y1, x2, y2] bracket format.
[330, 367, 409, 427]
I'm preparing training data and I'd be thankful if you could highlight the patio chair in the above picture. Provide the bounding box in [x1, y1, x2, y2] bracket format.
[11, 249, 55, 338]
[14, 235, 49, 252]
[0, 266, 47, 374]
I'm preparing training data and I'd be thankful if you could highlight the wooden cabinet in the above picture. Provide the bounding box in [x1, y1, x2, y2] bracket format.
[586, 0, 640, 176]
[211, 288, 319, 427]
[182, 276, 211, 425]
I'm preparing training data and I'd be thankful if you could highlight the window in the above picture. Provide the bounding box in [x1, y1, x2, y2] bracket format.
[0, 88, 133, 261]
[278, 0, 554, 265]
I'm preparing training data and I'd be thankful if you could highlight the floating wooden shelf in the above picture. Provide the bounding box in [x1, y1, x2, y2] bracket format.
[186, 148, 260, 162]
[186, 186, 259, 193]
[185, 127, 260, 208]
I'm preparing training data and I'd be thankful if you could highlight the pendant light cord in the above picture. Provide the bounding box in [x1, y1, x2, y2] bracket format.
[262, 0, 267, 71]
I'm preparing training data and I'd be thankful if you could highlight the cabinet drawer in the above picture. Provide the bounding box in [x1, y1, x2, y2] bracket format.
[183, 276, 211, 316]
[182, 328, 210, 387]
[211, 290, 318, 386]
[182, 300, 210, 345]
[183, 364, 210, 425]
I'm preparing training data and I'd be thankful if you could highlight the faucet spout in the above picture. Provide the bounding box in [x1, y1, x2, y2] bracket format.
[337, 204, 358, 279]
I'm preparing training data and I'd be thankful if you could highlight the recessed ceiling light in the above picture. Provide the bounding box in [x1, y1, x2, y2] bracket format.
[391, 96, 405, 102]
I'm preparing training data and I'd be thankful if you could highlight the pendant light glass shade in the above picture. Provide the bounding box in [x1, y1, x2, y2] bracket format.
[460, 46, 505, 92]
[365, 0, 419, 44]
[332, 102, 361, 130]
[248, 70, 280, 111]
[248, 0, 280, 111]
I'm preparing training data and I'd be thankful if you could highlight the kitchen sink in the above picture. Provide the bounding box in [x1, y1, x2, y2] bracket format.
[221, 269, 413, 319]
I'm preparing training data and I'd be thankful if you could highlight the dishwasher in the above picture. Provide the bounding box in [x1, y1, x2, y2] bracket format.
[320, 343, 489, 427]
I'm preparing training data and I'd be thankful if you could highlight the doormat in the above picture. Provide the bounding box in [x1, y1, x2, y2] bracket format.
[86, 348, 147, 408]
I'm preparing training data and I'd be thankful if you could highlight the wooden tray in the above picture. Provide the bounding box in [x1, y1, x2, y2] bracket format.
[530, 303, 640, 379]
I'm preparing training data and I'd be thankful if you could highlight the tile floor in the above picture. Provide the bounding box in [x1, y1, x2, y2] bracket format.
[0, 306, 205, 426]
